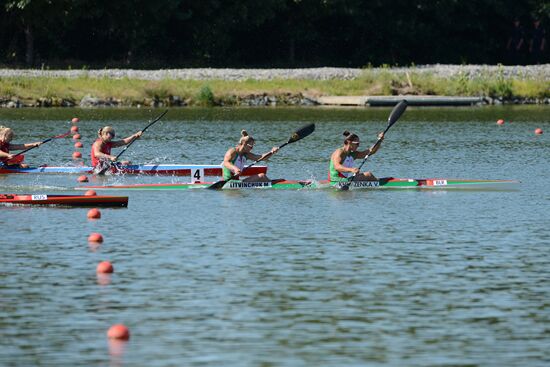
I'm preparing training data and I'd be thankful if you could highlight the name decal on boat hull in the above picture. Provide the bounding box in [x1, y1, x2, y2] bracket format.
[228, 181, 273, 189]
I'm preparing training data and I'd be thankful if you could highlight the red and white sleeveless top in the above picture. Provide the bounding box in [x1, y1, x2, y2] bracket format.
[0, 141, 9, 163]
[90, 139, 113, 167]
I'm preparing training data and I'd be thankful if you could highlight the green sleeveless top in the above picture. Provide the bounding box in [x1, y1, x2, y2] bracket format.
[222, 152, 247, 180]
[329, 150, 358, 182]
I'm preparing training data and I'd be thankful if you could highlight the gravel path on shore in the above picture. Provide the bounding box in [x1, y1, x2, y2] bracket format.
[0, 64, 549, 80]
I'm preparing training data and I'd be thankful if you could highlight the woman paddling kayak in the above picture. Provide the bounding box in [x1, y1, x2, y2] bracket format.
[0, 126, 42, 168]
[222, 130, 279, 182]
[329, 130, 385, 182]
[91, 126, 142, 169]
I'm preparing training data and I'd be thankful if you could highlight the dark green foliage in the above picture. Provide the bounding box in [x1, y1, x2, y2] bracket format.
[197, 85, 215, 106]
[1, 0, 548, 67]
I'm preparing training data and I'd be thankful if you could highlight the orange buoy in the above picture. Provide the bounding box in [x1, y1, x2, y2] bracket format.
[72, 134, 81, 140]
[84, 190, 97, 196]
[78, 175, 88, 182]
[72, 151, 82, 159]
[535, 128, 543, 135]
[496, 119, 505, 125]
[107, 324, 130, 340]
[88, 232, 104, 243]
[74, 141, 83, 148]
[97, 261, 114, 273]
[71, 117, 80, 124]
[71, 126, 79, 133]
[87, 208, 101, 219]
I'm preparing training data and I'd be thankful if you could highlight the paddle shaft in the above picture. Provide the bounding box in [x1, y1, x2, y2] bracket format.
[0, 130, 71, 166]
[352, 123, 392, 174]
[230, 144, 285, 179]
[112, 109, 168, 162]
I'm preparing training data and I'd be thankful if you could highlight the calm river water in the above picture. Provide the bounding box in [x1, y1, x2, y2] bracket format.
[1, 106, 549, 366]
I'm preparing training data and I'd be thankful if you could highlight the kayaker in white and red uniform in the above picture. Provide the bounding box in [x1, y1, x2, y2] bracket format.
[91, 126, 142, 168]
[329, 130, 384, 182]
[0, 126, 42, 168]
[222, 130, 279, 182]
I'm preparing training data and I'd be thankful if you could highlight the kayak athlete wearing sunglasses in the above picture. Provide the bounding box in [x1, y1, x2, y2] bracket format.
[329, 130, 385, 182]
[222, 130, 279, 182]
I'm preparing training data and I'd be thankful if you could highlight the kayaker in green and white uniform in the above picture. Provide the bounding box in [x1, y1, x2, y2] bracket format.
[222, 130, 279, 182]
[329, 130, 385, 182]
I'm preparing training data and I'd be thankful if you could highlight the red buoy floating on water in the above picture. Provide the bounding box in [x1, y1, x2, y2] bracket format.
[74, 141, 83, 148]
[71, 117, 80, 124]
[88, 232, 104, 243]
[97, 261, 114, 273]
[496, 119, 505, 125]
[78, 175, 88, 182]
[107, 324, 130, 340]
[72, 151, 82, 159]
[71, 126, 79, 133]
[73, 134, 81, 140]
[84, 190, 97, 196]
[87, 208, 101, 219]
[535, 128, 543, 135]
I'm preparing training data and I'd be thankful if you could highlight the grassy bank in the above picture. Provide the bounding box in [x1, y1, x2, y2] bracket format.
[1, 69, 549, 107]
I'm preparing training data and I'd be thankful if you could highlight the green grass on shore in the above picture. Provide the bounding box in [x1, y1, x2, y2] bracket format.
[1, 69, 549, 107]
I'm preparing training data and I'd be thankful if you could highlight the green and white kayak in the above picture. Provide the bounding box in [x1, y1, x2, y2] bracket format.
[76, 177, 520, 191]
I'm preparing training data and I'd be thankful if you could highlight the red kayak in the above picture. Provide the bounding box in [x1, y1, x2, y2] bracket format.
[0, 193, 128, 207]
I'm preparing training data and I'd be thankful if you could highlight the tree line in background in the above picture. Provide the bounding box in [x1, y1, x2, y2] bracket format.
[1, 0, 548, 69]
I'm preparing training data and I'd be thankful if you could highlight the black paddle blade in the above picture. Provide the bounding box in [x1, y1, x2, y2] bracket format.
[385, 100, 408, 132]
[287, 123, 315, 144]
[207, 179, 228, 190]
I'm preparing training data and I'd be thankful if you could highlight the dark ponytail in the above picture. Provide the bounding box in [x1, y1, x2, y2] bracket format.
[343, 130, 358, 143]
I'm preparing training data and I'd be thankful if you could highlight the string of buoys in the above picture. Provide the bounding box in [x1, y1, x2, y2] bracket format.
[496, 118, 544, 135]
[71, 124, 131, 345]
[70, 116, 89, 183]
[85, 210, 131, 343]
